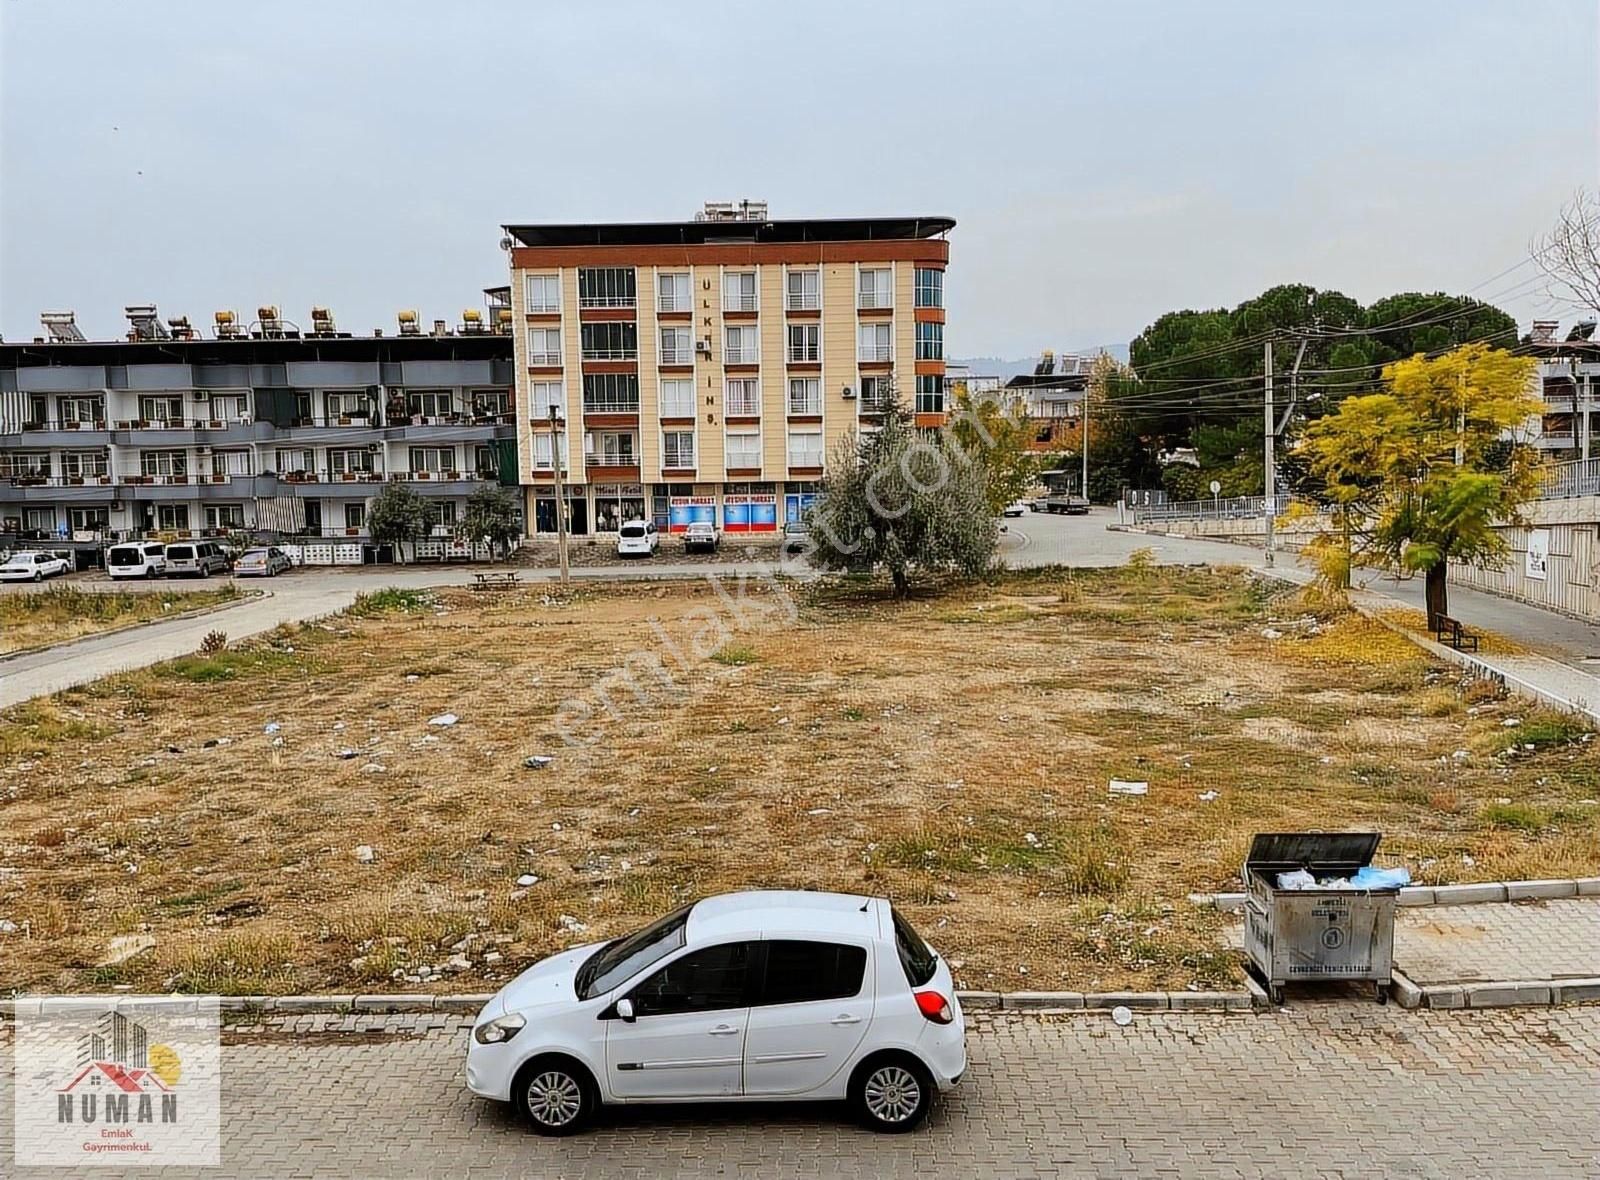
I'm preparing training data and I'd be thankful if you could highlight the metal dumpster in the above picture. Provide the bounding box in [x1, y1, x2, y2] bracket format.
[1242, 832, 1399, 1004]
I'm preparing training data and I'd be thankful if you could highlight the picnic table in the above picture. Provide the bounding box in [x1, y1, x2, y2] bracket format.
[471, 570, 522, 591]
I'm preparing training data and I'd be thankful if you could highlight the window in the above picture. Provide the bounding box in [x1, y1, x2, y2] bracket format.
[858, 268, 893, 309]
[344, 502, 366, 530]
[275, 448, 314, 475]
[208, 393, 249, 421]
[859, 375, 893, 411]
[857, 322, 893, 363]
[788, 429, 823, 468]
[916, 321, 944, 360]
[659, 326, 693, 366]
[659, 378, 695, 418]
[787, 378, 821, 416]
[139, 395, 183, 424]
[22, 508, 55, 532]
[582, 373, 640, 413]
[915, 375, 945, 414]
[663, 430, 695, 468]
[657, 272, 690, 313]
[62, 451, 108, 478]
[59, 396, 104, 424]
[759, 941, 868, 1006]
[527, 328, 562, 366]
[69, 507, 110, 532]
[409, 446, 457, 474]
[405, 389, 454, 419]
[578, 266, 636, 309]
[577, 906, 691, 999]
[581, 321, 638, 360]
[586, 431, 636, 463]
[722, 271, 758, 312]
[530, 431, 568, 472]
[892, 908, 938, 986]
[725, 378, 760, 416]
[724, 325, 760, 364]
[471, 389, 510, 419]
[427, 500, 458, 528]
[629, 942, 752, 1017]
[787, 323, 820, 363]
[326, 390, 373, 420]
[1, 452, 50, 478]
[140, 450, 187, 477]
[156, 504, 190, 531]
[786, 269, 820, 311]
[205, 504, 246, 530]
[914, 268, 944, 308]
[526, 273, 561, 314]
[726, 429, 762, 468]
[328, 448, 375, 475]
[210, 449, 253, 477]
[529, 381, 565, 419]
[474, 444, 500, 478]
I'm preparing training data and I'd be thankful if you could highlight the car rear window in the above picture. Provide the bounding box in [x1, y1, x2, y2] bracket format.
[891, 908, 937, 987]
[619, 524, 646, 538]
[166, 545, 194, 559]
[241, 550, 267, 560]
[108, 548, 140, 565]
[760, 940, 867, 1006]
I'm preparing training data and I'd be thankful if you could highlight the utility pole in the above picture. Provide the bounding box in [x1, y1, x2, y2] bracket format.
[1263, 339, 1274, 567]
[1080, 376, 1090, 501]
[548, 405, 569, 584]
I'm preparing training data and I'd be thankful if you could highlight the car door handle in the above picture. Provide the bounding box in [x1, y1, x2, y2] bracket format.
[707, 1024, 741, 1036]
[830, 1014, 862, 1025]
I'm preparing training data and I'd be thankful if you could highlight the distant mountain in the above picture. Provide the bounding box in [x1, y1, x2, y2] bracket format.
[951, 345, 1128, 381]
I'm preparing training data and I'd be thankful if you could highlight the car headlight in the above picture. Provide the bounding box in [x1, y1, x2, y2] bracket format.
[472, 1012, 526, 1045]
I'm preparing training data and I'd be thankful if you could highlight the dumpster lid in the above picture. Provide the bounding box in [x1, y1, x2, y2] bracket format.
[1245, 832, 1381, 873]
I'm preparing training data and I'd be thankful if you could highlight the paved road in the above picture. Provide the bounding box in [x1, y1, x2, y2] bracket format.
[4, 1007, 1597, 1179]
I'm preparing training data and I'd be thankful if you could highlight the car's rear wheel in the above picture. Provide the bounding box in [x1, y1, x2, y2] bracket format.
[513, 1056, 595, 1136]
[32, 570, 43, 582]
[851, 1054, 933, 1133]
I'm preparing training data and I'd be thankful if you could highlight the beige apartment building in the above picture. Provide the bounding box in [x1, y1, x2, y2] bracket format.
[502, 205, 953, 536]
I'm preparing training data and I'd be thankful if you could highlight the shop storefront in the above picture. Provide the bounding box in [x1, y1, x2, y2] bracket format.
[724, 482, 778, 533]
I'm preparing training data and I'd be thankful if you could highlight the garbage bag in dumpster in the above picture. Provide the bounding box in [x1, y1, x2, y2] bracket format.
[1243, 832, 1401, 1005]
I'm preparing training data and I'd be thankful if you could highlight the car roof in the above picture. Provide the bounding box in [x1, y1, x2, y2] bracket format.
[687, 890, 882, 943]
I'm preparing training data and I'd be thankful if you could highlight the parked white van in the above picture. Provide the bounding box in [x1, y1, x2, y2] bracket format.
[106, 542, 167, 580]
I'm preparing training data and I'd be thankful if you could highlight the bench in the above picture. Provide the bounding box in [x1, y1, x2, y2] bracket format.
[471, 571, 522, 592]
[1428, 612, 1479, 652]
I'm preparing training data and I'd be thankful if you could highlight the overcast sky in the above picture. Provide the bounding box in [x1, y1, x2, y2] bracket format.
[1, 0, 1595, 357]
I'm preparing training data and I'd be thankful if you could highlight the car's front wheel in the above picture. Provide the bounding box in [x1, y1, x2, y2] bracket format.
[513, 1057, 595, 1136]
[851, 1054, 933, 1133]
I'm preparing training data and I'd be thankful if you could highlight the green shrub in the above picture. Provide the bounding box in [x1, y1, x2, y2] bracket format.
[348, 588, 437, 617]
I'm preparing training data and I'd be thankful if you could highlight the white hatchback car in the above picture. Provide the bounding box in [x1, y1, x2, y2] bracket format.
[615, 520, 659, 558]
[466, 890, 964, 1135]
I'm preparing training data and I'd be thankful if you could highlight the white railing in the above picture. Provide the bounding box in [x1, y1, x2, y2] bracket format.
[725, 345, 759, 365]
[858, 344, 893, 363]
[1537, 457, 1600, 499]
[1130, 494, 1293, 524]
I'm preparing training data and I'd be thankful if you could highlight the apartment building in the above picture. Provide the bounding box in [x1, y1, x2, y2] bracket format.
[1003, 351, 1093, 451]
[503, 204, 953, 535]
[1526, 319, 1599, 460]
[0, 303, 517, 556]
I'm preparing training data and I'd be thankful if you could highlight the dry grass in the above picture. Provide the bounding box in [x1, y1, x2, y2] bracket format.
[0, 566, 1594, 997]
[0, 585, 244, 654]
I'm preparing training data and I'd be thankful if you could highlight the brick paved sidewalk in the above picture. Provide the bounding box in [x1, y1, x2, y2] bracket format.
[1395, 898, 1600, 986]
[5, 1007, 1600, 1179]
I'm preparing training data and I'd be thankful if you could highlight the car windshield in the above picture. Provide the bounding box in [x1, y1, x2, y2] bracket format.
[619, 524, 646, 538]
[891, 907, 938, 986]
[574, 904, 691, 999]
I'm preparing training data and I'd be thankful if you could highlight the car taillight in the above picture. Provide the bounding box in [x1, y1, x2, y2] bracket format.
[914, 990, 953, 1024]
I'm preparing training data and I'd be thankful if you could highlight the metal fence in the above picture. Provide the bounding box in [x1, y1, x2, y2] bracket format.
[1537, 457, 1600, 500]
[1131, 494, 1292, 524]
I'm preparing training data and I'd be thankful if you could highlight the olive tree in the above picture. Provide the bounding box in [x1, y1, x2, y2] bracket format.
[806, 393, 998, 597]
[366, 482, 430, 563]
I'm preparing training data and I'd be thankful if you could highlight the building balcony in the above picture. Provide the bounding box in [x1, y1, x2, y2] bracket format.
[0, 475, 115, 503]
[585, 457, 641, 481]
[4, 419, 111, 446]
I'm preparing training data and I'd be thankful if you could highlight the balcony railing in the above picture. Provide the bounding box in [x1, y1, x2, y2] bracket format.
[585, 453, 637, 467]
[785, 292, 821, 312]
[726, 393, 761, 416]
[659, 344, 694, 366]
[788, 395, 821, 416]
[857, 289, 893, 310]
[725, 449, 762, 469]
[663, 447, 695, 469]
[528, 351, 563, 366]
[787, 449, 824, 469]
[1537, 457, 1600, 499]
[6, 473, 113, 487]
[858, 344, 893, 363]
[17, 418, 108, 432]
[582, 396, 640, 414]
[578, 295, 635, 309]
[272, 468, 385, 484]
[657, 293, 691, 313]
[724, 345, 759, 365]
[723, 291, 759, 313]
[581, 346, 638, 361]
[787, 345, 820, 364]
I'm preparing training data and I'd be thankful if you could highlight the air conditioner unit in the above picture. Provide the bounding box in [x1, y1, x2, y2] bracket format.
[193, 390, 210, 401]
[196, 445, 211, 454]
[367, 443, 380, 452]
[111, 500, 123, 511]
[841, 385, 857, 400]
[695, 338, 712, 356]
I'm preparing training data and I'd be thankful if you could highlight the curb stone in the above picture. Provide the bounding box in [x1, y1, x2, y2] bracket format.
[1391, 970, 1423, 1010]
[1464, 981, 1552, 1008]
[1552, 978, 1600, 1004]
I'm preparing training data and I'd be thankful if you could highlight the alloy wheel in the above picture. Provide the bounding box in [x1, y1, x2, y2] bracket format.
[524, 1070, 583, 1128]
[863, 1065, 921, 1124]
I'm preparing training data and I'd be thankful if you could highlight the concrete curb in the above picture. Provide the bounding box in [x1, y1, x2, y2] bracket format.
[1388, 970, 1600, 1010]
[0, 591, 265, 665]
[1190, 877, 1600, 911]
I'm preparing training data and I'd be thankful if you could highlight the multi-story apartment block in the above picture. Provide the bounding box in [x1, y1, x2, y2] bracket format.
[0, 302, 517, 557]
[503, 205, 953, 535]
[1526, 319, 1598, 460]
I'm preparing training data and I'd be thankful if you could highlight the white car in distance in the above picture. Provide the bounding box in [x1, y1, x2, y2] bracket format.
[465, 890, 965, 1135]
[615, 519, 660, 558]
[0, 550, 71, 582]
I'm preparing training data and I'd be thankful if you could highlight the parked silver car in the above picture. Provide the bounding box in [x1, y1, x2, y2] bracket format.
[233, 547, 292, 577]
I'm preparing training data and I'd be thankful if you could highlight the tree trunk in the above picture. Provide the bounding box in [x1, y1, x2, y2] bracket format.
[1424, 561, 1448, 623]
[891, 567, 909, 598]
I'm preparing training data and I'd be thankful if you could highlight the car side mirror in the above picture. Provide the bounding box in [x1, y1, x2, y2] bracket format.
[615, 998, 636, 1023]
